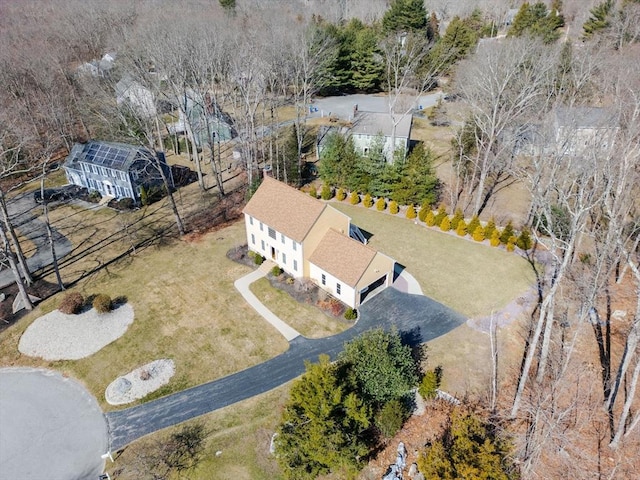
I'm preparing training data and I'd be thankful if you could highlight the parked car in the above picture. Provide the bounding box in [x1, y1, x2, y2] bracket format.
[33, 185, 87, 204]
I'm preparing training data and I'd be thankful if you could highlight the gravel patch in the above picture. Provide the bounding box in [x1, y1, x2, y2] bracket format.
[18, 304, 135, 360]
[105, 359, 175, 405]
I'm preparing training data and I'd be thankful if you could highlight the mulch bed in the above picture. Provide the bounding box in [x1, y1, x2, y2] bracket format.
[227, 244, 350, 320]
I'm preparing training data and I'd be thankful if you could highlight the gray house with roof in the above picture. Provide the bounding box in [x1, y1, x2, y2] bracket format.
[554, 106, 618, 154]
[316, 112, 413, 163]
[63, 140, 173, 204]
[350, 111, 412, 162]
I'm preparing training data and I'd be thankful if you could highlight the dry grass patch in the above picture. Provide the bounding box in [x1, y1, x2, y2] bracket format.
[0, 220, 289, 410]
[249, 277, 350, 339]
[331, 204, 535, 318]
[410, 116, 454, 156]
[107, 386, 289, 480]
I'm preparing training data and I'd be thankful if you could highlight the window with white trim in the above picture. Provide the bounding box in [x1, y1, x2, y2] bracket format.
[268, 227, 276, 239]
[261, 240, 265, 251]
[282, 253, 286, 264]
[249, 216, 253, 225]
[251, 234, 255, 245]
[281, 233, 285, 244]
[293, 260, 298, 271]
[260, 222, 263, 231]
[292, 241, 297, 251]
[321, 273, 326, 285]
[336, 283, 341, 295]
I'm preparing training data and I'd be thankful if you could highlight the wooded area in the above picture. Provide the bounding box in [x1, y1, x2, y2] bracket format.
[1, 0, 639, 478]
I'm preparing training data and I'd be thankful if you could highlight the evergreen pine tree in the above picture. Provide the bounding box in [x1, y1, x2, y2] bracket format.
[490, 229, 501, 247]
[418, 201, 430, 222]
[389, 200, 399, 214]
[434, 204, 448, 226]
[321, 184, 332, 200]
[425, 210, 436, 227]
[450, 208, 464, 230]
[440, 216, 451, 231]
[456, 219, 467, 236]
[309, 185, 318, 198]
[472, 226, 485, 242]
[350, 191, 360, 205]
[376, 197, 386, 211]
[500, 220, 515, 244]
[467, 215, 480, 237]
[336, 188, 346, 201]
[382, 0, 428, 34]
[406, 204, 417, 219]
[363, 193, 373, 208]
[506, 236, 517, 252]
[484, 217, 497, 239]
[516, 228, 533, 250]
[583, 0, 614, 39]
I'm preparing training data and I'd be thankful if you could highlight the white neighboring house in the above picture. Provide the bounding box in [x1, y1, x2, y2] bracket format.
[115, 76, 157, 118]
[243, 176, 395, 309]
[349, 111, 412, 162]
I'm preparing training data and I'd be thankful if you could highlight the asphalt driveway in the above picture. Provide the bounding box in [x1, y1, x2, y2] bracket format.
[0, 192, 72, 289]
[106, 287, 465, 450]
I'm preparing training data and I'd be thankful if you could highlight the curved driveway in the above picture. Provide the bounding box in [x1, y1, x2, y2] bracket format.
[106, 287, 465, 450]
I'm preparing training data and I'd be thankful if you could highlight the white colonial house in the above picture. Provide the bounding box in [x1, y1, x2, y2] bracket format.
[243, 176, 395, 308]
[350, 111, 413, 162]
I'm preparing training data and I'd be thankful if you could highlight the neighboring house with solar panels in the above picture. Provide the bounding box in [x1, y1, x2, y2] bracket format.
[63, 140, 173, 204]
[243, 176, 395, 309]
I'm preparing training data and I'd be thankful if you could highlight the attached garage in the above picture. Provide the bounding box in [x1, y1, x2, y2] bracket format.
[308, 229, 395, 309]
[359, 274, 388, 304]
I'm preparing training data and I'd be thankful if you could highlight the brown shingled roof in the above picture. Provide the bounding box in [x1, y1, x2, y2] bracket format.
[242, 176, 327, 243]
[308, 229, 377, 288]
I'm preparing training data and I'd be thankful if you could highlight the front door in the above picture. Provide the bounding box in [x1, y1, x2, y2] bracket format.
[271, 246, 276, 260]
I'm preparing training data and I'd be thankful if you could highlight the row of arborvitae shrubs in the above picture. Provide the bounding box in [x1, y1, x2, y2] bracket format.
[58, 292, 114, 315]
[420, 205, 533, 252]
[311, 185, 533, 252]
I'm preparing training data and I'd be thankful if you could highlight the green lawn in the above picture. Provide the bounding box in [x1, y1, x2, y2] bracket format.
[331, 203, 535, 318]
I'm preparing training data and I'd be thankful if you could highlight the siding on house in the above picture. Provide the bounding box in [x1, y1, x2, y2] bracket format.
[63, 140, 172, 203]
[243, 177, 395, 309]
[350, 112, 412, 161]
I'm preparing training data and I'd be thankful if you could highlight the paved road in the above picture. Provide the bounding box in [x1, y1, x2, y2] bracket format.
[309, 92, 445, 120]
[0, 192, 72, 289]
[0, 367, 108, 480]
[106, 287, 465, 450]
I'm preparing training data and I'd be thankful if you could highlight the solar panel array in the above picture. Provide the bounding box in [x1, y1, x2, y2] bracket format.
[83, 142, 133, 169]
